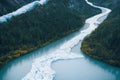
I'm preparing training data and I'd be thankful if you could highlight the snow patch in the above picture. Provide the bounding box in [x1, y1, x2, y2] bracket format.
[0, 0, 48, 23]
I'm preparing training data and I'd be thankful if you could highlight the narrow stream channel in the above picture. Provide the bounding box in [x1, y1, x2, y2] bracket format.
[0, 0, 120, 80]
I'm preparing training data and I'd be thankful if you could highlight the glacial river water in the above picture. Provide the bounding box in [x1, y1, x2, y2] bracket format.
[0, 0, 120, 80]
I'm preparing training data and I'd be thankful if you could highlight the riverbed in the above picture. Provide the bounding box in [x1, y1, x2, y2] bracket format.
[0, 0, 120, 80]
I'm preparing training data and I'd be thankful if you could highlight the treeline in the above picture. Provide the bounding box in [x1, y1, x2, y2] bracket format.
[81, 0, 120, 66]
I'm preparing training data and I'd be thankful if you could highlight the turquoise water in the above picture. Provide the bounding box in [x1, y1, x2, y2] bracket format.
[0, 25, 120, 80]
[0, 0, 120, 80]
[52, 42, 120, 80]
[0, 31, 81, 80]
[1, 30, 120, 80]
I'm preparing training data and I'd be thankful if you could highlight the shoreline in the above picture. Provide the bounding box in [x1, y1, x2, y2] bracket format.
[0, 27, 81, 69]
[81, 38, 120, 67]
[81, 0, 120, 67]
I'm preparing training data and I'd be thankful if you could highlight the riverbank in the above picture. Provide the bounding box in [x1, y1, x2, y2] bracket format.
[81, 0, 120, 67]
[1, 0, 119, 80]
[0, 27, 80, 69]
[81, 38, 120, 67]
[0, 0, 100, 69]
[81, 40, 120, 67]
[81, 17, 120, 67]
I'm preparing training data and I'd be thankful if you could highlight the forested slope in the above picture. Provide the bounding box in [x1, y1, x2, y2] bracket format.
[0, 0, 100, 68]
[81, 0, 120, 66]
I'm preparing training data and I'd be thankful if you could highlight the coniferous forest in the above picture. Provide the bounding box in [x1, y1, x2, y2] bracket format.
[0, 0, 100, 68]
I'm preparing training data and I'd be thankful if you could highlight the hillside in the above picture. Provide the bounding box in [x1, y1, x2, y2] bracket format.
[0, 0, 100, 68]
[81, 0, 120, 66]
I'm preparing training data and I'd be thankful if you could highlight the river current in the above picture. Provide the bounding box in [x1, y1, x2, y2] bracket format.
[0, 0, 120, 80]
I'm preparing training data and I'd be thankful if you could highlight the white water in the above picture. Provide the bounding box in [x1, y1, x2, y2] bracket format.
[0, 0, 48, 23]
[21, 0, 111, 80]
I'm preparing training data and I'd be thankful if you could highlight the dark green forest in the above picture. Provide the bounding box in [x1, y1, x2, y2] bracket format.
[81, 0, 120, 66]
[0, 0, 100, 68]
